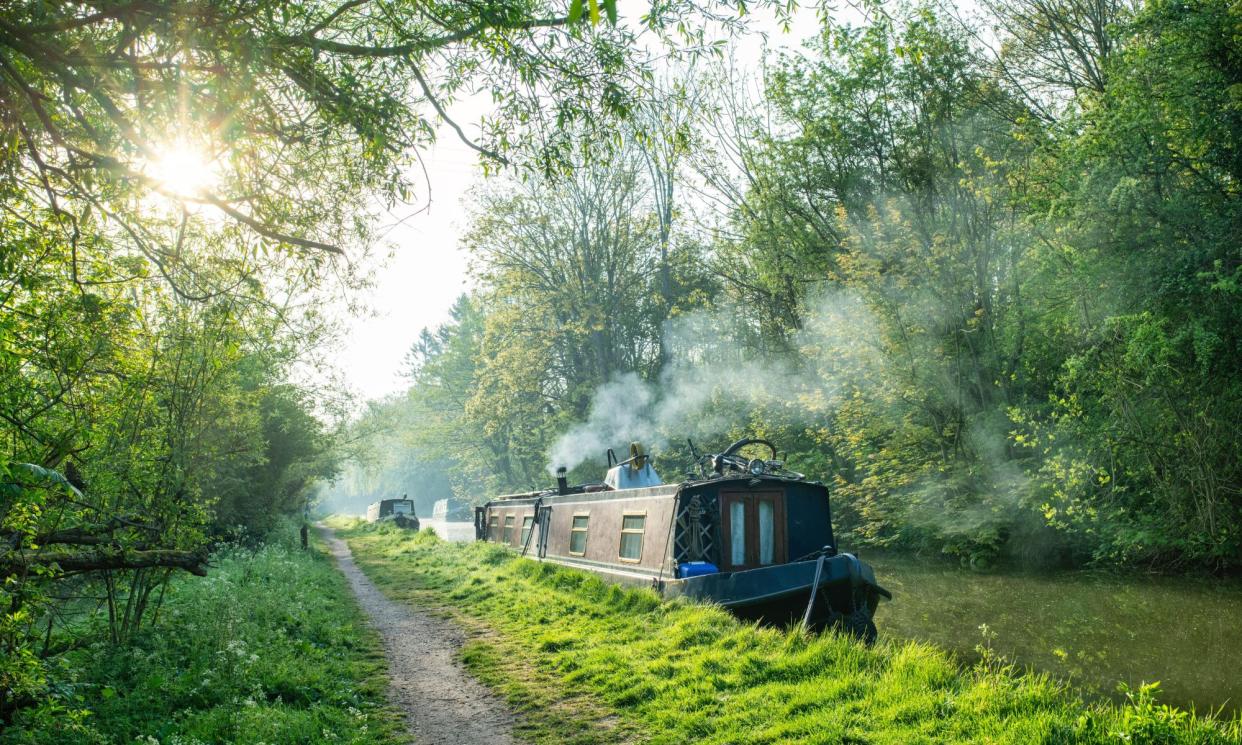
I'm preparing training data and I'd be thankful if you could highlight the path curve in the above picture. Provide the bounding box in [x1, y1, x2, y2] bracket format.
[319, 526, 517, 745]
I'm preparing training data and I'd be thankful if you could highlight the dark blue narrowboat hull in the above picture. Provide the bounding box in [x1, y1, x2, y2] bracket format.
[663, 553, 891, 629]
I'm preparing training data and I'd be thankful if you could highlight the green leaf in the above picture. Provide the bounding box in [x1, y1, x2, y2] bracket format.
[568, 0, 584, 23]
[7, 463, 83, 498]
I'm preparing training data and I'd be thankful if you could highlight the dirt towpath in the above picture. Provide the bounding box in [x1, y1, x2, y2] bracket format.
[319, 526, 517, 745]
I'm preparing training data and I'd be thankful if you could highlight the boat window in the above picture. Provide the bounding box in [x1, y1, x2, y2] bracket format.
[619, 513, 646, 562]
[520, 515, 534, 546]
[502, 515, 515, 544]
[569, 514, 589, 555]
[730, 501, 746, 566]
[758, 499, 775, 565]
[488, 515, 498, 540]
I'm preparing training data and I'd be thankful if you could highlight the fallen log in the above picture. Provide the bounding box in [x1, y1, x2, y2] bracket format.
[0, 548, 209, 577]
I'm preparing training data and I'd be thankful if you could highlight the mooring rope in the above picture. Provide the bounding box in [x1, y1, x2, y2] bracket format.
[654, 493, 679, 588]
[800, 553, 828, 631]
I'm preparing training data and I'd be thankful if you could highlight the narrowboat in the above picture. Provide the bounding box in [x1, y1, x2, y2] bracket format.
[431, 497, 473, 522]
[475, 438, 891, 641]
[366, 496, 420, 529]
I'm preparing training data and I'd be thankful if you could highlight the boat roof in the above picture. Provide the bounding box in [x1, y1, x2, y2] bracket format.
[487, 473, 822, 508]
[489, 483, 678, 506]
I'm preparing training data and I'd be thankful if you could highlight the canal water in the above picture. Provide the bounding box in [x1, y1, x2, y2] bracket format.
[420, 519, 476, 543]
[867, 552, 1242, 714]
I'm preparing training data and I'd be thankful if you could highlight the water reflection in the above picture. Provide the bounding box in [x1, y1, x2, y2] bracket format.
[868, 552, 1242, 714]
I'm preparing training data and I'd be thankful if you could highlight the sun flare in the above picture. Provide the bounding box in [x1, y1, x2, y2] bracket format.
[144, 140, 219, 197]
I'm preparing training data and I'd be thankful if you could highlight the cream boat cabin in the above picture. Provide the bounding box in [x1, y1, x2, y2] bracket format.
[476, 439, 890, 640]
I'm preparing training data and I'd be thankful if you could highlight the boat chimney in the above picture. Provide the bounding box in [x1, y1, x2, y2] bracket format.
[556, 466, 569, 496]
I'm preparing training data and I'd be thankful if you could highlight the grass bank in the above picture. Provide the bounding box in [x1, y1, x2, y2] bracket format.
[331, 517, 1240, 745]
[1, 530, 406, 745]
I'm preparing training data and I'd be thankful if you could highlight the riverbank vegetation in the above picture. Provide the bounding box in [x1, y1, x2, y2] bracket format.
[1, 532, 405, 744]
[335, 520, 1241, 744]
[328, 0, 1242, 573]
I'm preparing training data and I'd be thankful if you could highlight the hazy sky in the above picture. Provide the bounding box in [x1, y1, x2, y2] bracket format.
[335, 6, 829, 403]
[337, 127, 484, 401]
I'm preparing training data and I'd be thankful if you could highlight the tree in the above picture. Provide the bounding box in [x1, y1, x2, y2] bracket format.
[980, 0, 1139, 116]
[462, 154, 665, 485]
[1011, 0, 1242, 567]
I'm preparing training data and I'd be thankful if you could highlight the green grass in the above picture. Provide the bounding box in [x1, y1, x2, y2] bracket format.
[331, 517, 1242, 745]
[1, 530, 407, 745]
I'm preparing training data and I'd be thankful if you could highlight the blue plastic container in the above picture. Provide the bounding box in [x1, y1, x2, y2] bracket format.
[676, 561, 720, 579]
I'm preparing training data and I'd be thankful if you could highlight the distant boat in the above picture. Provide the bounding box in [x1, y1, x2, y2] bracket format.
[476, 439, 890, 641]
[366, 497, 420, 530]
[431, 497, 473, 522]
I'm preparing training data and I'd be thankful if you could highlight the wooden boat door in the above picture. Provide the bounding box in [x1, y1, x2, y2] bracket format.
[720, 491, 787, 571]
